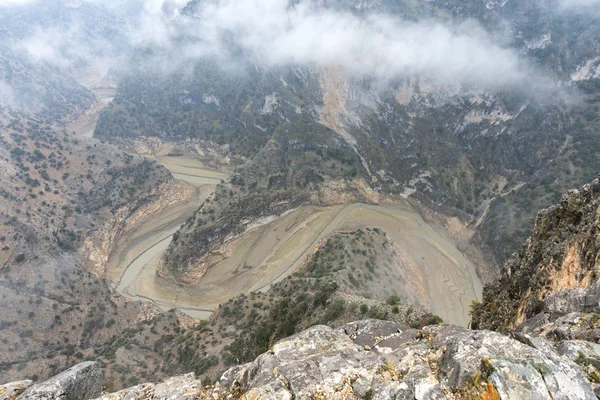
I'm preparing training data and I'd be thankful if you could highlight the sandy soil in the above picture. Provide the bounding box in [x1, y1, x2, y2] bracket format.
[107, 156, 227, 319]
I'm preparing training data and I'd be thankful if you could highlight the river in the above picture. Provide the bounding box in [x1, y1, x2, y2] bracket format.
[71, 71, 483, 326]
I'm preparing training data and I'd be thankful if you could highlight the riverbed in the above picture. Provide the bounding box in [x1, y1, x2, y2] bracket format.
[111, 190, 482, 326]
[71, 70, 482, 326]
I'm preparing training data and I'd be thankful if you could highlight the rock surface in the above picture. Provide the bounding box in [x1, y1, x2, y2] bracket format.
[92, 373, 203, 400]
[214, 320, 596, 399]
[0, 381, 32, 400]
[18, 362, 103, 400]
[4, 319, 600, 399]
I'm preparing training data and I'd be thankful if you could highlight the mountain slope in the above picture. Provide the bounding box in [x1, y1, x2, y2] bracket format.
[472, 178, 600, 332]
[93, 0, 600, 281]
[0, 107, 193, 386]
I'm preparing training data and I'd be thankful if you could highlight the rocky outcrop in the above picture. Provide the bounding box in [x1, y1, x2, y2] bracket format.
[216, 321, 596, 399]
[0, 381, 32, 400]
[92, 373, 203, 400]
[5, 319, 600, 399]
[18, 362, 103, 400]
[471, 179, 600, 332]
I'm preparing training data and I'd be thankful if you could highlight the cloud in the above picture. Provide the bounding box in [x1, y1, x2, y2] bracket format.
[557, 0, 600, 13]
[7, 0, 550, 92]
[134, 0, 535, 90]
[559, 0, 600, 6]
[0, 81, 16, 108]
[0, 0, 37, 6]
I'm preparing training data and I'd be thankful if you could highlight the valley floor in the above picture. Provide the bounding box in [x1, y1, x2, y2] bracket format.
[108, 171, 482, 325]
[70, 73, 483, 327]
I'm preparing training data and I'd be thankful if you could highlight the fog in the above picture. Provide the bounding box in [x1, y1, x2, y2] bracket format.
[0, 0, 548, 92]
[559, 0, 600, 8]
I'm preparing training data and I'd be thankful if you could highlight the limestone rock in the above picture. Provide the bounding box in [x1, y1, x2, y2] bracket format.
[19, 362, 103, 400]
[438, 329, 596, 399]
[544, 284, 600, 314]
[0, 381, 32, 400]
[9, 320, 600, 400]
[92, 373, 203, 400]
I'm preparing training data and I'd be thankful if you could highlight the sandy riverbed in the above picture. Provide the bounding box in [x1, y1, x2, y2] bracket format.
[68, 68, 117, 138]
[113, 193, 482, 326]
[69, 70, 482, 326]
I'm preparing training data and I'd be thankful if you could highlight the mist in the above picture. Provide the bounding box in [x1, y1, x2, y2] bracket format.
[559, 0, 600, 8]
[141, 0, 536, 90]
[2, 0, 549, 93]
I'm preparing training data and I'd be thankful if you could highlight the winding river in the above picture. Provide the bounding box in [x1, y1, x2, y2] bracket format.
[107, 159, 483, 326]
[72, 71, 483, 326]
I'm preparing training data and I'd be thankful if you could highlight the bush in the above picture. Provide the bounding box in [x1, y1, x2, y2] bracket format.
[427, 315, 444, 325]
[15, 253, 25, 263]
[360, 304, 369, 314]
[322, 299, 346, 324]
[386, 295, 401, 306]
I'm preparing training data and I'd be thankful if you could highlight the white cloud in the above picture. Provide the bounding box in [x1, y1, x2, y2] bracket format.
[559, 0, 600, 6]
[142, 0, 534, 89]
[0, 0, 37, 6]
[7, 0, 547, 91]
[557, 0, 600, 12]
[0, 81, 16, 108]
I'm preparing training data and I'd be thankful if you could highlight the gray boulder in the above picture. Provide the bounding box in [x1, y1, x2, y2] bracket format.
[92, 373, 203, 400]
[545, 284, 600, 314]
[439, 330, 596, 399]
[219, 324, 385, 399]
[0, 380, 32, 400]
[18, 362, 103, 400]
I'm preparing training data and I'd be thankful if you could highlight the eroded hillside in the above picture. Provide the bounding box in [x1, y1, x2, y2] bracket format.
[0, 107, 192, 386]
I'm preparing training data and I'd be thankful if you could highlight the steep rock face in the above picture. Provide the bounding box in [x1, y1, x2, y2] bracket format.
[471, 179, 600, 332]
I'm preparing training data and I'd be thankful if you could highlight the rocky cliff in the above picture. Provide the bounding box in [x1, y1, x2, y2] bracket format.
[472, 178, 600, 333]
[4, 318, 600, 399]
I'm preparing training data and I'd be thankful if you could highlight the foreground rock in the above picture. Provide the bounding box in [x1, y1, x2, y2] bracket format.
[15, 320, 589, 399]
[18, 362, 103, 400]
[0, 381, 32, 400]
[92, 374, 203, 400]
[217, 321, 595, 399]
